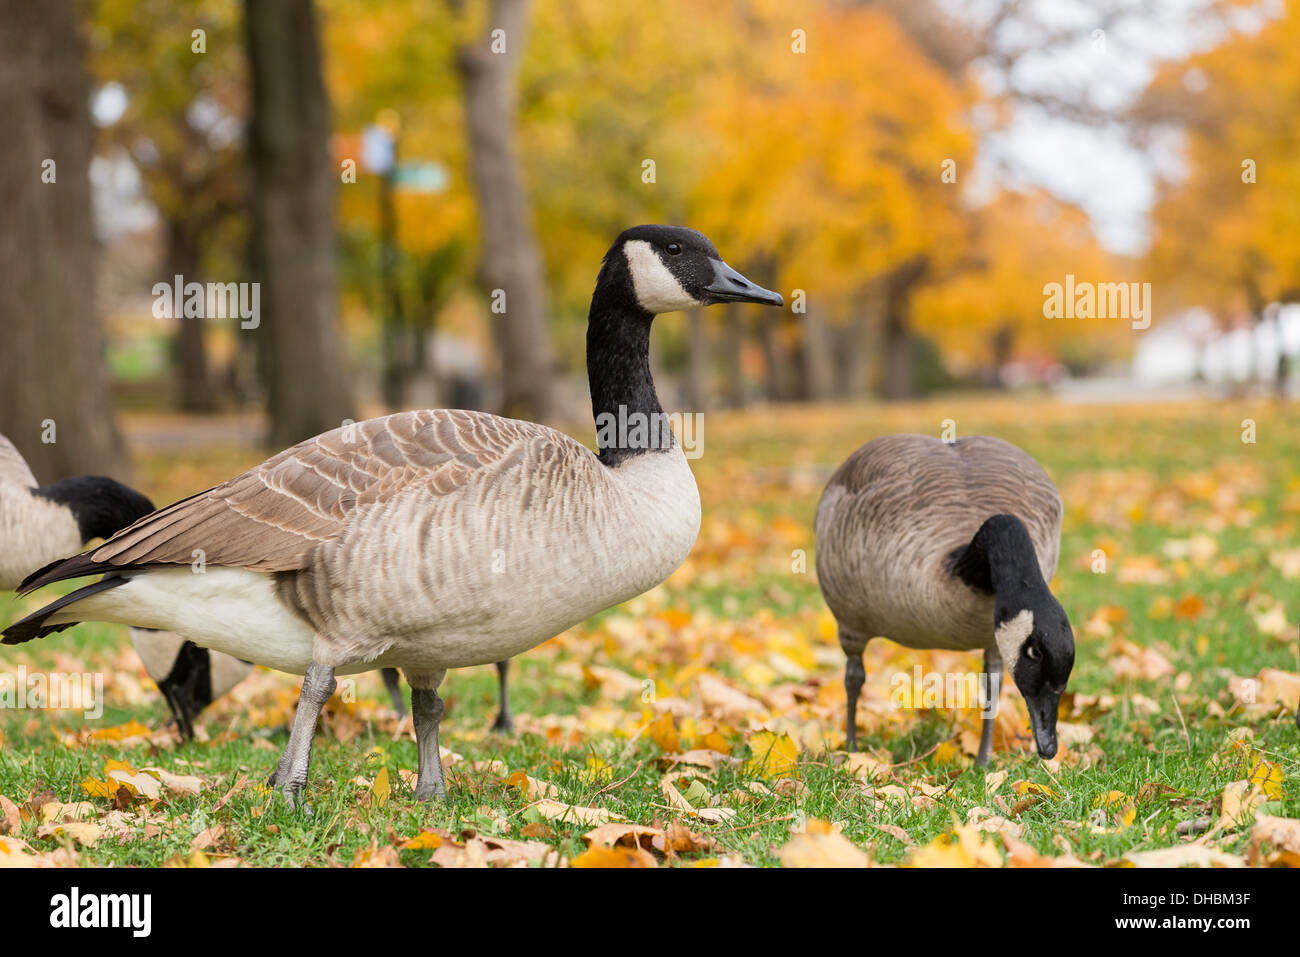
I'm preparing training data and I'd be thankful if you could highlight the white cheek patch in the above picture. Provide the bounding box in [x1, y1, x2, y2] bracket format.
[993, 608, 1033, 675]
[624, 239, 701, 314]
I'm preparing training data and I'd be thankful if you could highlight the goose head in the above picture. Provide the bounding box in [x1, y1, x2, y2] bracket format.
[993, 594, 1075, 759]
[600, 225, 783, 316]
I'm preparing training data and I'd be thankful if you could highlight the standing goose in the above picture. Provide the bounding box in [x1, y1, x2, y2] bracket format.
[814, 434, 1074, 764]
[5, 225, 783, 802]
[0, 434, 409, 737]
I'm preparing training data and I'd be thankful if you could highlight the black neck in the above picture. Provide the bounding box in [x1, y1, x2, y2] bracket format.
[32, 476, 155, 543]
[948, 514, 1046, 598]
[587, 278, 671, 468]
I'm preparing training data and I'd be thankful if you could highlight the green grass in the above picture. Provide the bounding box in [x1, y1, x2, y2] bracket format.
[2, 396, 1299, 867]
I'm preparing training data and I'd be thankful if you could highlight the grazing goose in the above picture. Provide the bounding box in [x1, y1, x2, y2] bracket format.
[0, 433, 256, 738]
[814, 435, 1074, 764]
[5, 225, 783, 803]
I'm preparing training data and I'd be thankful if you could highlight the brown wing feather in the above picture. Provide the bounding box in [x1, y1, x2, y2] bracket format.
[19, 410, 561, 592]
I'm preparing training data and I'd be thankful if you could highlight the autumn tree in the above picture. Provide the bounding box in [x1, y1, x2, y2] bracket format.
[0, 0, 128, 478]
[89, 0, 247, 413]
[1140, 1, 1300, 389]
[914, 189, 1121, 380]
[690, 3, 975, 400]
[450, 0, 557, 421]
[245, 0, 355, 446]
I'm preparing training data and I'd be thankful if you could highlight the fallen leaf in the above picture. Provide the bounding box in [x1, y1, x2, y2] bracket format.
[905, 821, 1002, 868]
[371, 766, 390, 808]
[570, 845, 657, 868]
[746, 731, 799, 780]
[1123, 846, 1244, 868]
[529, 799, 623, 827]
[778, 819, 870, 867]
[582, 822, 664, 854]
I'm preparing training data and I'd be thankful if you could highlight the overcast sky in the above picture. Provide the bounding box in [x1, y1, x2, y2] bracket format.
[967, 0, 1280, 255]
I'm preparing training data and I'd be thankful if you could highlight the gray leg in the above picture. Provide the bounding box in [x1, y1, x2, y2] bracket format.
[841, 628, 868, 753]
[491, 659, 513, 733]
[408, 670, 448, 801]
[381, 668, 406, 718]
[978, 648, 1003, 766]
[267, 662, 336, 807]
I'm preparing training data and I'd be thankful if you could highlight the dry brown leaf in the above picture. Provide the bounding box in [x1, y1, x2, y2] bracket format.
[1250, 813, 1300, 863]
[352, 841, 403, 868]
[190, 825, 225, 852]
[697, 674, 765, 720]
[1123, 845, 1245, 868]
[582, 822, 664, 853]
[530, 799, 623, 826]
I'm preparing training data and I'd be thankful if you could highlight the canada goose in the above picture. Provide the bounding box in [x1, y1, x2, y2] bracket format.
[0, 434, 256, 738]
[814, 435, 1074, 764]
[5, 225, 783, 803]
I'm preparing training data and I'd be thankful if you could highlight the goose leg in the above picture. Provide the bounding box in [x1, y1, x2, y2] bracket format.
[381, 667, 406, 718]
[840, 628, 868, 753]
[491, 659, 514, 733]
[977, 648, 1003, 766]
[268, 662, 336, 808]
[408, 669, 449, 801]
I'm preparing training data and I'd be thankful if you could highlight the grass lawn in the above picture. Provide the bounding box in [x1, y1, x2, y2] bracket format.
[1, 396, 1298, 867]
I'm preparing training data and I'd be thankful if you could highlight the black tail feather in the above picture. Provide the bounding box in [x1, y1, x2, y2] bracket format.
[17, 550, 139, 596]
[2, 576, 128, 645]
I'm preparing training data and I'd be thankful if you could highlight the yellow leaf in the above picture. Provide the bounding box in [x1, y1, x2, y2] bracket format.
[570, 845, 657, 868]
[778, 820, 870, 867]
[401, 830, 444, 850]
[1248, 760, 1285, 799]
[905, 821, 1003, 868]
[36, 820, 103, 846]
[505, 772, 559, 802]
[746, 731, 799, 779]
[644, 713, 680, 753]
[371, 766, 390, 808]
[88, 720, 153, 743]
[1093, 791, 1137, 830]
[1011, 780, 1060, 799]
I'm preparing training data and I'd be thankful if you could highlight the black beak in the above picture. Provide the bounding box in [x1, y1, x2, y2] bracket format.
[704, 259, 783, 306]
[1025, 689, 1062, 759]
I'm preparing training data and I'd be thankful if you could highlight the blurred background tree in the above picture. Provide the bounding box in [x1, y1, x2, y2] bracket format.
[2, 0, 1295, 466]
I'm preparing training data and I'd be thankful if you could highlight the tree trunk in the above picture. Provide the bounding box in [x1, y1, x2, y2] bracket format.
[879, 257, 929, 401]
[0, 0, 128, 479]
[245, 0, 354, 447]
[839, 314, 871, 398]
[165, 219, 218, 413]
[987, 321, 1015, 389]
[801, 303, 835, 401]
[378, 167, 410, 409]
[721, 302, 746, 408]
[455, 0, 557, 422]
[758, 307, 791, 402]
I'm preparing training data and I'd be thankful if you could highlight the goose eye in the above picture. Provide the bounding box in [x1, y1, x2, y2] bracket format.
[665, 243, 682, 255]
[1024, 644, 1040, 661]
